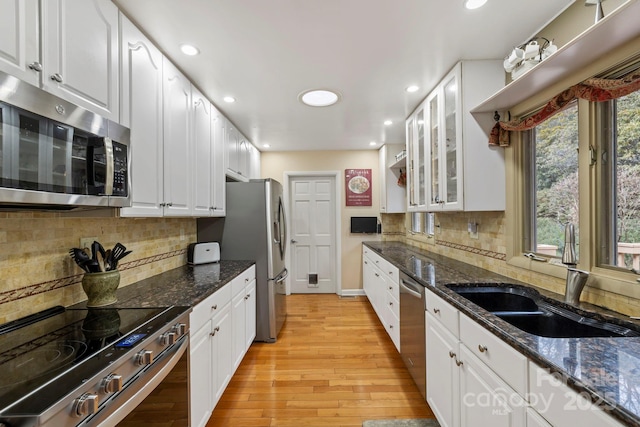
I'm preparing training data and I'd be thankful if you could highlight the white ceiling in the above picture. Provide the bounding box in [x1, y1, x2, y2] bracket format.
[114, 0, 574, 152]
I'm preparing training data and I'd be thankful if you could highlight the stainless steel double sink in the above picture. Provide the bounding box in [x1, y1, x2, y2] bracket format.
[446, 285, 640, 338]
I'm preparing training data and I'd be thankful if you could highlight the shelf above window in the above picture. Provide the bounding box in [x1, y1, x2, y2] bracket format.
[471, 0, 640, 115]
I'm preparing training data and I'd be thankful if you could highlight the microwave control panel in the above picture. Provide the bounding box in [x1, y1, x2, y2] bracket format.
[112, 141, 128, 197]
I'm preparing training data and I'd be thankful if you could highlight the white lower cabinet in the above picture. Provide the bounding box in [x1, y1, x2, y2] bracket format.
[362, 246, 400, 351]
[458, 345, 525, 427]
[426, 289, 526, 427]
[426, 312, 459, 427]
[189, 266, 256, 427]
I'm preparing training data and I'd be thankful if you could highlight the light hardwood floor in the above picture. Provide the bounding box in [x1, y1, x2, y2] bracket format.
[206, 294, 434, 427]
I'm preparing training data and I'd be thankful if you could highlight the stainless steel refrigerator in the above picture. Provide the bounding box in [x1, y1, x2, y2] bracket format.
[198, 179, 288, 342]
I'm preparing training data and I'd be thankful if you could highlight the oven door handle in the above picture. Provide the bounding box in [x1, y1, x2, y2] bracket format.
[87, 334, 189, 427]
[400, 278, 423, 299]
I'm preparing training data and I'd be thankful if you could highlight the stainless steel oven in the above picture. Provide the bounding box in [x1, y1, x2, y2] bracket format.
[0, 305, 190, 427]
[399, 272, 426, 399]
[0, 70, 130, 209]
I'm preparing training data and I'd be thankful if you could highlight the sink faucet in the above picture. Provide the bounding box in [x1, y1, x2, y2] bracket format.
[561, 223, 589, 304]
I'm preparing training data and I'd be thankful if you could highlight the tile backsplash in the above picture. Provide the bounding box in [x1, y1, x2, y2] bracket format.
[382, 211, 640, 316]
[0, 210, 196, 323]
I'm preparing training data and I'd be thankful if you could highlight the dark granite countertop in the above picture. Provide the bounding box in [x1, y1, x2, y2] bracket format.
[72, 260, 255, 310]
[364, 241, 640, 427]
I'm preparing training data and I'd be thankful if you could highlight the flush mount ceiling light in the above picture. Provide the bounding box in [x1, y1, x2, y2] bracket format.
[180, 44, 199, 56]
[464, 0, 488, 9]
[223, 96, 236, 103]
[262, 143, 271, 148]
[384, 120, 393, 126]
[299, 89, 340, 107]
[369, 141, 377, 146]
[405, 85, 420, 93]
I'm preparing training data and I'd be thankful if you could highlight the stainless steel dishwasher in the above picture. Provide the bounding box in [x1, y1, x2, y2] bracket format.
[399, 272, 426, 399]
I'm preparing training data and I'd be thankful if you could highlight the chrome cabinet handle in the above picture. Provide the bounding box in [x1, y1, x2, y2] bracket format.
[449, 351, 456, 359]
[211, 304, 218, 310]
[455, 358, 464, 367]
[478, 345, 488, 353]
[51, 73, 63, 83]
[209, 326, 220, 336]
[28, 61, 42, 72]
[374, 273, 380, 277]
[433, 308, 440, 314]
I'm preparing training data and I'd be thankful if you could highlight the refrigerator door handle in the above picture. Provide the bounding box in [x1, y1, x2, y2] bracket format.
[273, 220, 281, 244]
[275, 268, 289, 283]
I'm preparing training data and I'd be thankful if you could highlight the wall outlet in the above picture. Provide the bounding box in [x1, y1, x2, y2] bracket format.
[79, 237, 97, 250]
[468, 220, 479, 239]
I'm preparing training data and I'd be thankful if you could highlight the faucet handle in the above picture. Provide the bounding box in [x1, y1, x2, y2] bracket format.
[562, 223, 577, 266]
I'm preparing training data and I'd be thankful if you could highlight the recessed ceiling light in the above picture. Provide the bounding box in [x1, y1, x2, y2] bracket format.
[223, 96, 236, 103]
[405, 85, 420, 93]
[180, 44, 199, 56]
[299, 89, 340, 107]
[263, 143, 271, 148]
[464, 0, 488, 9]
[369, 141, 377, 146]
[384, 120, 393, 126]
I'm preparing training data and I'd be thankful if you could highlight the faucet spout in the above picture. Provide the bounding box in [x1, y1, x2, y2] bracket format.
[561, 223, 577, 267]
[564, 268, 589, 305]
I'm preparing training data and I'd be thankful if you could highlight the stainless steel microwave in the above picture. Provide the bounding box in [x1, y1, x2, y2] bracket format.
[0, 70, 130, 209]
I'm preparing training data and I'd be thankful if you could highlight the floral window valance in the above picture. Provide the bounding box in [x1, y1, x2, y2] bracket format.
[489, 68, 640, 146]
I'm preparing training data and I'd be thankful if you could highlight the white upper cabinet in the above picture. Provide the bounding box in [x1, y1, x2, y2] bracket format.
[210, 105, 226, 216]
[119, 13, 164, 217]
[379, 144, 406, 214]
[0, 0, 119, 121]
[191, 86, 212, 217]
[225, 122, 260, 182]
[410, 60, 505, 212]
[41, 0, 119, 121]
[0, 0, 40, 86]
[162, 58, 192, 216]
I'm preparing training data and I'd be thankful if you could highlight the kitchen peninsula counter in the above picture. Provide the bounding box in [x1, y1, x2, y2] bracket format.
[74, 260, 255, 309]
[364, 241, 640, 427]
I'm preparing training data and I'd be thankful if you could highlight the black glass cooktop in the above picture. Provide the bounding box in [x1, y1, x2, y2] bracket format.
[0, 306, 170, 413]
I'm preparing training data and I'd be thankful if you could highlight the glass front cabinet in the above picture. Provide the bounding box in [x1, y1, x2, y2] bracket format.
[406, 60, 506, 212]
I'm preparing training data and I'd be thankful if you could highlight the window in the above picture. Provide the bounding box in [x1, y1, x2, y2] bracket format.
[524, 101, 579, 259]
[598, 90, 640, 271]
[411, 212, 422, 234]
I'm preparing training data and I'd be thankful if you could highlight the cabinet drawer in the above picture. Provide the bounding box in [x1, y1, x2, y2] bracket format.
[386, 277, 399, 301]
[425, 290, 459, 338]
[190, 284, 232, 331]
[460, 313, 527, 396]
[385, 289, 399, 319]
[231, 265, 256, 295]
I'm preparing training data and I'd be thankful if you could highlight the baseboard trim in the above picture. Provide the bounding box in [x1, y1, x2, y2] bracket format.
[340, 289, 366, 297]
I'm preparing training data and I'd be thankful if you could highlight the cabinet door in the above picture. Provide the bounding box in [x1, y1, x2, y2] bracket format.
[231, 289, 246, 372]
[406, 107, 425, 211]
[426, 89, 442, 210]
[191, 87, 212, 216]
[441, 68, 463, 211]
[250, 143, 261, 179]
[245, 279, 256, 349]
[41, 0, 119, 121]
[379, 145, 388, 212]
[190, 322, 213, 427]
[526, 408, 552, 427]
[0, 0, 39, 86]
[162, 58, 192, 216]
[119, 14, 164, 217]
[237, 137, 250, 178]
[211, 304, 233, 407]
[210, 106, 225, 216]
[426, 313, 460, 427]
[458, 345, 525, 427]
[226, 122, 239, 175]
[405, 116, 416, 211]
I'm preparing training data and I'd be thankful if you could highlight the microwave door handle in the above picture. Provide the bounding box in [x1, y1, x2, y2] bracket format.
[104, 137, 114, 195]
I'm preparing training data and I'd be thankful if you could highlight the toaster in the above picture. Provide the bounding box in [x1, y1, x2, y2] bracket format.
[187, 242, 220, 265]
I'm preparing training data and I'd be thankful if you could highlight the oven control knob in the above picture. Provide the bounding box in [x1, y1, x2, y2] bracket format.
[173, 323, 187, 336]
[101, 373, 123, 394]
[73, 393, 99, 417]
[135, 349, 154, 366]
[160, 331, 176, 346]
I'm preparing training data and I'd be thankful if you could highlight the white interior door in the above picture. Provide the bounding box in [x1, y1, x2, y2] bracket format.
[289, 176, 337, 294]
